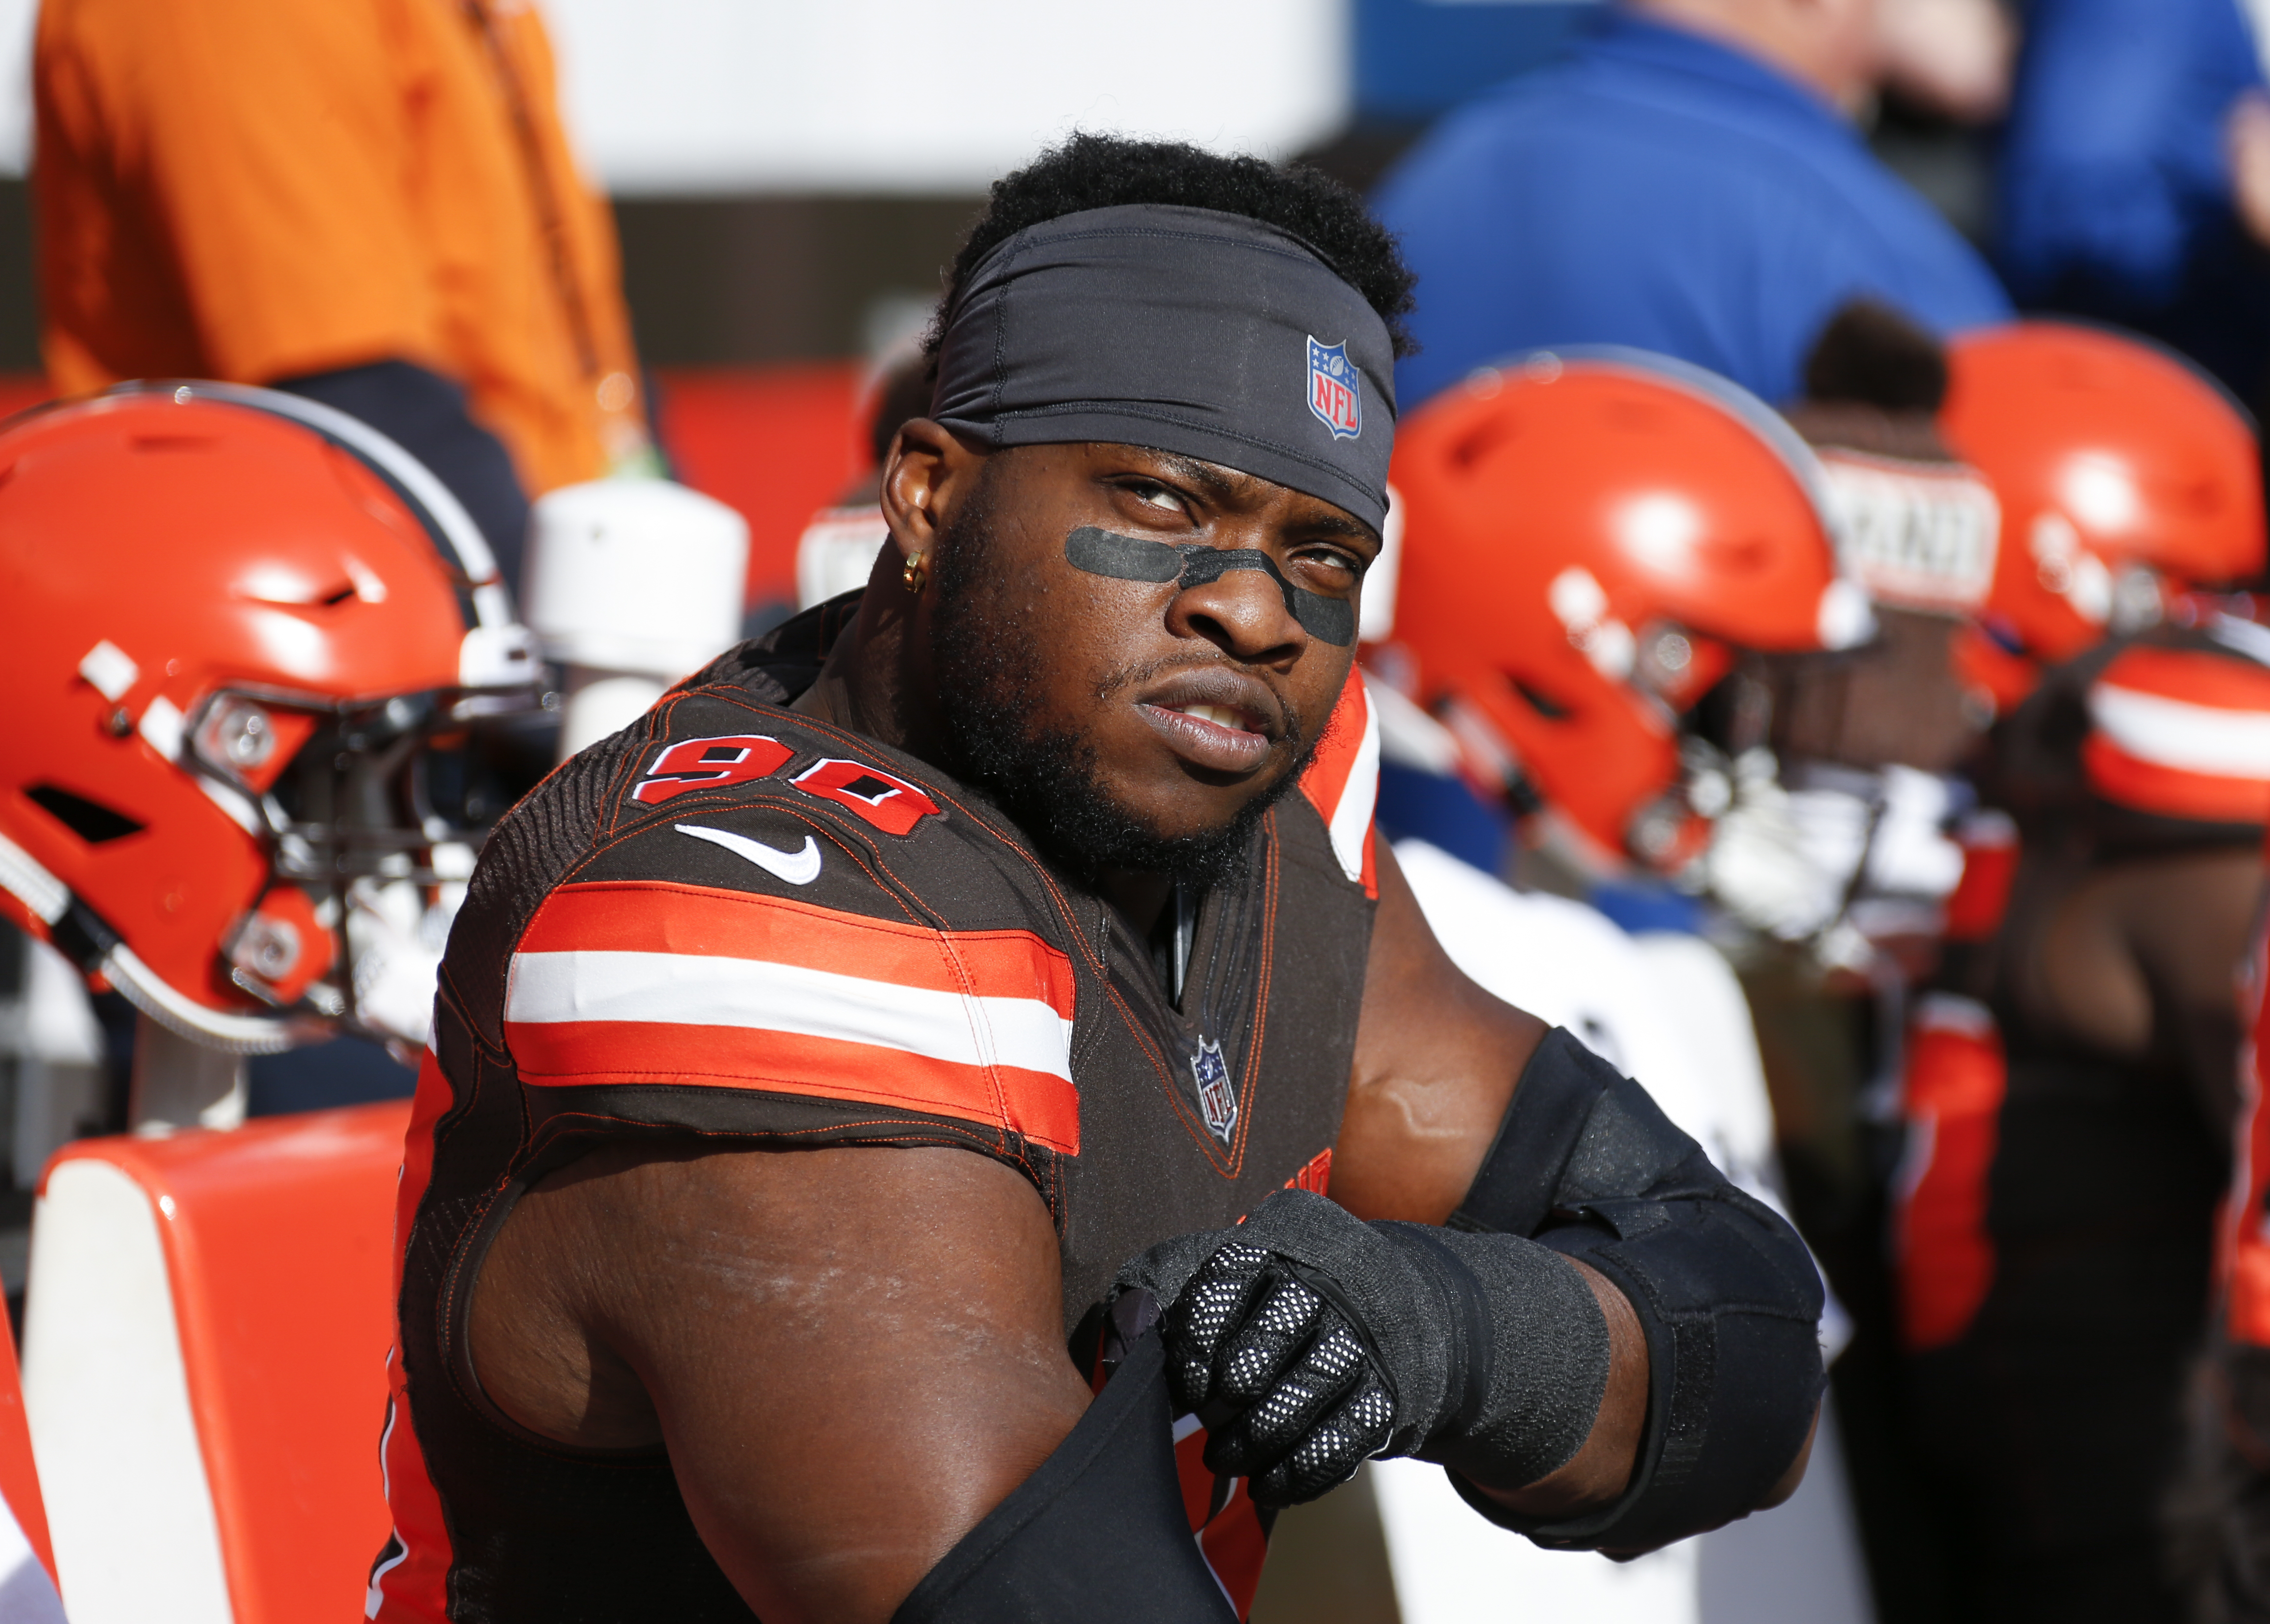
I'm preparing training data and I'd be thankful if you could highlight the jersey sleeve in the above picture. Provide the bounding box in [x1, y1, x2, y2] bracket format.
[2082, 644, 2270, 827]
[1296, 667, 1381, 897]
[499, 788, 1083, 1160]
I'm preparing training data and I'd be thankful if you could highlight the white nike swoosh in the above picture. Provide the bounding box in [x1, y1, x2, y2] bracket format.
[674, 825, 823, 885]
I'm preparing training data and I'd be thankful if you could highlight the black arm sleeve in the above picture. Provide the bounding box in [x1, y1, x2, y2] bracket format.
[890, 1324, 1235, 1624]
[272, 359, 532, 589]
[1449, 1027, 1826, 1553]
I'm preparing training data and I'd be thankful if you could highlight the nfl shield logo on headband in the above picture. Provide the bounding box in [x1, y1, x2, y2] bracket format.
[1307, 336, 1361, 441]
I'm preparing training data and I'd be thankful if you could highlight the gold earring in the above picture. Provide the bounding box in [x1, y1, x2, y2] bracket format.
[902, 550, 928, 594]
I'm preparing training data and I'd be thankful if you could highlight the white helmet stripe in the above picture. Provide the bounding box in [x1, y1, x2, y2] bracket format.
[0, 828, 69, 926]
[0, 830, 297, 1054]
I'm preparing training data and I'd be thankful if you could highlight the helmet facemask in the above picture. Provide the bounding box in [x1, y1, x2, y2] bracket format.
[189, 687, 536, 1058]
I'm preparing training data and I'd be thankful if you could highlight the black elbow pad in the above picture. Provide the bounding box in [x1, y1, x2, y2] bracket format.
[1449, 1028, 1825, 1553]
[891, 1323, 1236, 1624]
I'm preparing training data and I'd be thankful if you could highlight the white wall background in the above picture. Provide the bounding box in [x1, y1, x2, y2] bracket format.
[0, 0, 1352, 189]
[0, 0, 31, 176]
[544, 0, 1350, 195]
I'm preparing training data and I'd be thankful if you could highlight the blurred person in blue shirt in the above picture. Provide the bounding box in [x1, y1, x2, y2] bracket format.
[1997, 0, 2270, 401]
[1375, 0, 2014, 412]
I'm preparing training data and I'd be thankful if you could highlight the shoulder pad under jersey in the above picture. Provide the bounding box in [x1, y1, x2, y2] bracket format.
[467, 682, 1089, 1161]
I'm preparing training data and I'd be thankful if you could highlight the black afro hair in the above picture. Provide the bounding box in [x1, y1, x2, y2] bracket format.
[929, 132, 1419, 359]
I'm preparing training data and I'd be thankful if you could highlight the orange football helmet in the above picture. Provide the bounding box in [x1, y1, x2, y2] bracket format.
[0, 382, 536, 1053]
[1389, 350, 1868, 871]
[1940, 322, 2265, 700]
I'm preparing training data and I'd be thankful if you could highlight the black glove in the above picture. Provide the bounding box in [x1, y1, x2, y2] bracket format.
[1117, 1189, 1610, 1508]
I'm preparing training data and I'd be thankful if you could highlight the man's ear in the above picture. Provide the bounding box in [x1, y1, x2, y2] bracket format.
[881, 417, 984, 563]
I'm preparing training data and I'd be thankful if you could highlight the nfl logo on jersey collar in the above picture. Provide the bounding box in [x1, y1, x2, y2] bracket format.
[1192, 1037, 1238, 1142]
[1307, 336, 1361, 440]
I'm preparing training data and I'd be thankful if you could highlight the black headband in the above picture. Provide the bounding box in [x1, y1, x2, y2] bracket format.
[931, 203, 1397, 534]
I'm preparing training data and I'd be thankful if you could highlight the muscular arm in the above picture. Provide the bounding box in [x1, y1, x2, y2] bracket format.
[1330, 845, 1648, 1514]
[1331, 845, 1647, 1516]
[1332, 838, 1546, 1224]
[469, 1143, 1090, 1624]
[1332, 840, 1813, 1522]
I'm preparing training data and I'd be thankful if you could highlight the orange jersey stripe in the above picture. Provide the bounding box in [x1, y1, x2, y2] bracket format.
[2099, 646, 2270, 711]
[522, 880, 1077, 1015]
[507, 1021, 1081, 1154]
[1893, 998, 2006, 1351]
[369, 1053, 457, 1623]
[2083, 736, 2270, 826]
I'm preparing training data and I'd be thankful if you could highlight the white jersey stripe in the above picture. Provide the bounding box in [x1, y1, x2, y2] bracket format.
[1325, 688, 1380, 885]
[506, 949, 1077, 1082]
[2090, 682, 2270, 780]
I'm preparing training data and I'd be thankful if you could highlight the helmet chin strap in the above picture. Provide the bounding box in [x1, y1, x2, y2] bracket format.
[102, 943, 304, 1056]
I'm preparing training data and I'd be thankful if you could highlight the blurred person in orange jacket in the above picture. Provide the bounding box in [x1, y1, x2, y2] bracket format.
[33, 0, 654, 588]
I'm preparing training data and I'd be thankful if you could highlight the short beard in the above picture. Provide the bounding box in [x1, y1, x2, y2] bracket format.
[928, 475, 1315, 889]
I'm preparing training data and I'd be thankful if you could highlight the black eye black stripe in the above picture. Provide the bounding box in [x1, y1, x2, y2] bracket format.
[1175, 547, 1356, 646]
[1062, 526, 1356, 646]
[1066, 525, 1183, 582]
